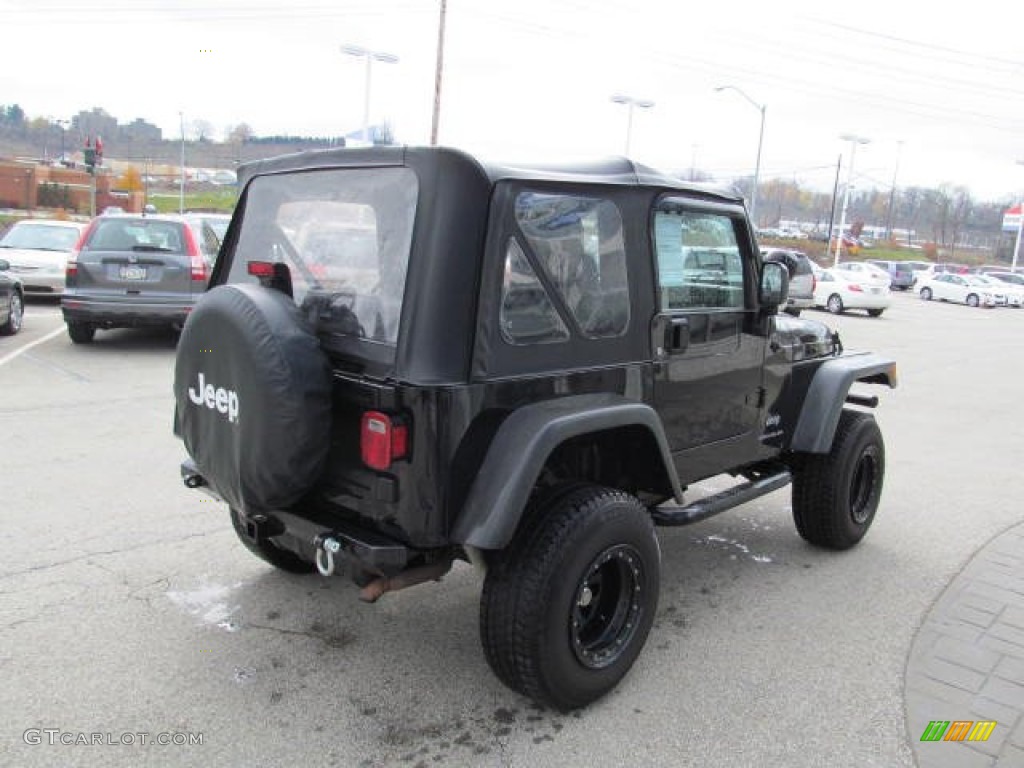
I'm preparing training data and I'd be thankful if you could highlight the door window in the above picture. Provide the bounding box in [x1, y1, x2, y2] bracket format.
[653, 208, 745, 311]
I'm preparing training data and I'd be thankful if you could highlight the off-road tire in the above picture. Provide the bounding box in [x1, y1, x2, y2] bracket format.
[67, 321, 95, 344]
[480, 484, 660, 711]
[229, 508, 315, 574]
[791, 410, 885, 550]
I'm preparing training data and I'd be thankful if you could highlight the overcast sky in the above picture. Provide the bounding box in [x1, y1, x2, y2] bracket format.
[1, 0, 1022, 203]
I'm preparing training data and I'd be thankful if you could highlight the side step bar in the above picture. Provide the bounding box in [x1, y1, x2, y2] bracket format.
[651, 468, 792, 527]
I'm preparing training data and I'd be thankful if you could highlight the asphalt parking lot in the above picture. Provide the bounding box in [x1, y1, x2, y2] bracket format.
[3, 291, 1023, 767]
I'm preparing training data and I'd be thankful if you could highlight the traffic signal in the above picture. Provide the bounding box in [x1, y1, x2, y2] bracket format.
[95, 136, 103, 167]
[84, 138, 96, 173]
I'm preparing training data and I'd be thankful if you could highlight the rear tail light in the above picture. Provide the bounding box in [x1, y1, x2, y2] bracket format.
[247, 261, 276, 278]
[183, 225, 206, 282]
[361, 411, 409, 471]
[849, 284, 864, 292]
[66, 221, 97, 283]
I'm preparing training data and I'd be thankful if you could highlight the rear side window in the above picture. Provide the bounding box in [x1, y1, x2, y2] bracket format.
[505, 191, 630, 342]
[228, 167, 417, 345]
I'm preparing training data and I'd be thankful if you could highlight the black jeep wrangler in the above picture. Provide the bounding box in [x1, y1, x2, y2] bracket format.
[174, 147, 896, 710]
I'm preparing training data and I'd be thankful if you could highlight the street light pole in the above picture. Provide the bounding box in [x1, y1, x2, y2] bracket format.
[833, 134, 871, 266]
[342, 44, 399, 145]
[1012, 200, 1023, 274]
[1013, 161, 1024, 274]
[714, 85, 766, 227]
[610, 94, 654, 156]
[179, 111, 186, 215]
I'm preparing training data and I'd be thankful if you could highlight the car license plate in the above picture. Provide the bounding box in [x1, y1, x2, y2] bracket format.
[120, 265, 147, 280]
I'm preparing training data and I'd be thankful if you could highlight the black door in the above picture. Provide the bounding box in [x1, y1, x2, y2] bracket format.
[649, 199, 767, 484]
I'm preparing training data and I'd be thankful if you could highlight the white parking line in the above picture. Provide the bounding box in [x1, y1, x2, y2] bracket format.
[0, 325, 65, 368]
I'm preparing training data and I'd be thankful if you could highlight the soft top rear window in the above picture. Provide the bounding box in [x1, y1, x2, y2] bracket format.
[227, 167, 418, 345]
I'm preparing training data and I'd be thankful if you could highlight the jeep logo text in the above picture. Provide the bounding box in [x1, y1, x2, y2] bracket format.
[187, 372, 239, 424]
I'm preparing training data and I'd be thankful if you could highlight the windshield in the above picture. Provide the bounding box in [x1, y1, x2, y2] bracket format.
[1, 222, 80, 251]
[228, 167, 417, 346]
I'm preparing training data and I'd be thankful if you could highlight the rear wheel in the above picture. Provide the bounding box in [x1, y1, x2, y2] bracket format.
[229, 508, 315, 574]
[784, 307, 802, 317]
[0, 290, 23, 335]
[866, 308, 884, 317]
[67, 321, 95, 344]
[480, 484, 660, 711]
[826, 294, 844, 314]
[792, 410, 885, 550]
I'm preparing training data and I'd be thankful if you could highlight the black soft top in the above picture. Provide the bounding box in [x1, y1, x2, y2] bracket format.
[237, 145, 742, 204]
[230, 146, 748, 385]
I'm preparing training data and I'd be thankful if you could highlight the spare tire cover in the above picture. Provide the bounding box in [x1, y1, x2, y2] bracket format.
[174, 284, 332, 513]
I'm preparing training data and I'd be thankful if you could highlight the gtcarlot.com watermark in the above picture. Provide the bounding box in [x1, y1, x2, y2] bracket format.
[23, 728, 203, 747]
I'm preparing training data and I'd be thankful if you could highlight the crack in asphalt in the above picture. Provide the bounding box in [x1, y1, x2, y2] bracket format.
[0, 528, 225, 581]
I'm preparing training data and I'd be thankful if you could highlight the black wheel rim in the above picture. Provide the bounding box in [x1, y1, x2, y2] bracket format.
[570, 544, 644, 670]
[849, 446, 880, 524]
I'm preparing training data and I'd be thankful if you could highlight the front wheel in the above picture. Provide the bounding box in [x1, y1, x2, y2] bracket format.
[966, 293, 980, 308]
[920, 287, 932, 301]
[480, 485, 660, 711]
[791, 410, 885, 550]
[0, 291, 23, 335]
[826, 294, 844, 314]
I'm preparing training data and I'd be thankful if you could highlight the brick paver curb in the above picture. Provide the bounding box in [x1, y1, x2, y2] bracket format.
[906, 520, 1024, 767]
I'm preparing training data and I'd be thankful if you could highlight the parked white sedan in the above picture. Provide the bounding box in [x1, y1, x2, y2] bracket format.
[918, 273, 1006, 308]
[974, 274, 1023, 307]
[813, 268, 892, 316]
[0, 219, 86, 297]
[833, 261, 891, 289]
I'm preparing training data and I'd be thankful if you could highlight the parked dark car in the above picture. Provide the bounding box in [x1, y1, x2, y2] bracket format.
[174, 146, 896, 711]
[867, 259, 915, 291]
[761, 247, 815, 315]
[0, 258, 25, 335]
[61, 214, 218, 343]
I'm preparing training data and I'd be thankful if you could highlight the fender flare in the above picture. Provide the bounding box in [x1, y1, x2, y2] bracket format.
[790, 353, 897, 454]
[452, 393, 683, 549]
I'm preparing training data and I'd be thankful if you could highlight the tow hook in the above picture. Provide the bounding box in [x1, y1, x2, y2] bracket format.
[314, 536, 342, 577]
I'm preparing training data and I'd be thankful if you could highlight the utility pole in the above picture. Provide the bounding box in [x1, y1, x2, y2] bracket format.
[430, 0, 447, 145]
[885, 141, 904, 241]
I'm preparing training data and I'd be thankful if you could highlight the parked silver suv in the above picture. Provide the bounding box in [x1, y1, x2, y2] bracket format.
[61, 213, 223, 343]
[761, 247, 814, 316]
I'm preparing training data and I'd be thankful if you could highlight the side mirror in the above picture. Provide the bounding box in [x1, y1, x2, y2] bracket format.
[760, 261, 789, 311]
[0, 258, 9, 271]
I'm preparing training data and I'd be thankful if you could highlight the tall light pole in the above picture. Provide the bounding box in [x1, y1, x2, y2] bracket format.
[833, 134, 871, 266]
[715, 85, 766, 227]
[430, 0, 447, 146]
[610, 94, 654, 156]
[179, 111, 186, 215]
[342, 44, 399, 145]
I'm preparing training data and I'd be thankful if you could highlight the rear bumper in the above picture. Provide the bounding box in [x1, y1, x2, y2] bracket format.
[62, 295, 194, 327]
[14, 271, 65, 295]
[180, 458, 411, 576]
